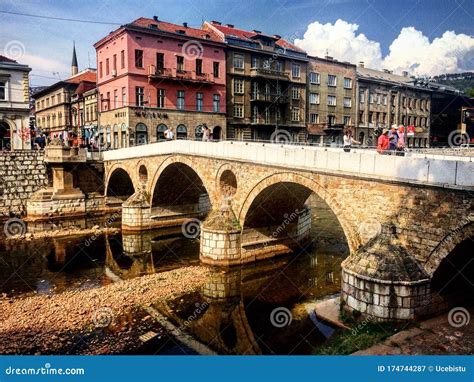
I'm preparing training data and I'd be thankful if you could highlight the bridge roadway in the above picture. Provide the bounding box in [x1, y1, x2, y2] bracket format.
[103, 140, 474, 190]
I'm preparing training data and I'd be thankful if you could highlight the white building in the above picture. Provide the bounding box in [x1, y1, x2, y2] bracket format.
[0, 55, 31, 150]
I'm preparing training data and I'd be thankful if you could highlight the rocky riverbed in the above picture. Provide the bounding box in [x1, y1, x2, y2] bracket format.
[0, 266, 210, 354]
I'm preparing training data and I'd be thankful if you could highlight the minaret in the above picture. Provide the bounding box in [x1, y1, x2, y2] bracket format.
[71, 42, 78, 76]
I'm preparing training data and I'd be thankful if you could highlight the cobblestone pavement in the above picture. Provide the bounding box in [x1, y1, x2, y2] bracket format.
[354, 307, 474, 355]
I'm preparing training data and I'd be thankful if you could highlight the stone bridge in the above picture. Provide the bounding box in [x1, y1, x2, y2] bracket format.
[103, 140, 473, 321]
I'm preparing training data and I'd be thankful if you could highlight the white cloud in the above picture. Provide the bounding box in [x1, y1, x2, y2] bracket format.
[294, 19, 383, 69]
[22, 54, 69, 80]
[295, 19, 474, 76]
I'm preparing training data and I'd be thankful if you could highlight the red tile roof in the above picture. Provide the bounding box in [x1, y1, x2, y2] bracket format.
[66, 71, 97, 84]
[130, 17, 222, 43]
[209, 23, 304, 53]
[0, 54, 17, 63]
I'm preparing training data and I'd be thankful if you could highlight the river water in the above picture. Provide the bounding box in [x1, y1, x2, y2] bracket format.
[0, 196, 349, 355]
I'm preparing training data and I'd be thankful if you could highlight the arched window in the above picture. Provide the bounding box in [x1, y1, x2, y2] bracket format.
[121, 123, 128, 148]
[212, 126, 221, 141]
[135, 123, 148, 145]
[177, 124, 187, 140]
[157, 124, 167, 141]
[106, 125, 111, 145]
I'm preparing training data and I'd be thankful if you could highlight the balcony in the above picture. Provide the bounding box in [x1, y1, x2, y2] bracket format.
[250, 117, 304, 127]
[250, 67, 290, 81]
[250, 93, 289, 103]
[148, 65, 215, 85]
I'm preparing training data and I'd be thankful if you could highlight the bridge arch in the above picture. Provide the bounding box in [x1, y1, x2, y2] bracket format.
[150, 155, 214, 215]
[424, 220, 474, 277]
[105, 165, 135, 200]
[238, 172, 360, 253]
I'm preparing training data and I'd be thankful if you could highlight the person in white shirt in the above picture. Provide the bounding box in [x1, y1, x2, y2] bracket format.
[343, 129, 360, 152]
[164, 128, 174, 140]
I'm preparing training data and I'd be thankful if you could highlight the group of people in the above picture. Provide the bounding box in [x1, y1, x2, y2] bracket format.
[343, 125, 406, 155]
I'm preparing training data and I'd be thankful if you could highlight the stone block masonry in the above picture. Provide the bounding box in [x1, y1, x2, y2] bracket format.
[0, 151, 49, 217]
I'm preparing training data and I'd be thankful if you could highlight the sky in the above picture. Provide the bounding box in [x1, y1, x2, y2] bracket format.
[0, 0, 473, 86]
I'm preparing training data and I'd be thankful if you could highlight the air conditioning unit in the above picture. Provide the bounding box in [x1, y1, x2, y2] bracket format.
[111, 70, 117, 77]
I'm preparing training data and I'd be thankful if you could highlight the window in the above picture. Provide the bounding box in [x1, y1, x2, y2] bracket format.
[328, 115, 336, 125]
[291, 108, 300, 121]
[343, 97, 352, 107]
[121, 50, 125, 69]
[122, 87, 126, 106]
[213, 62, 219, 77]
[177, 124, 187, 139]
[57, 93, 61, 103]
[292, 64, 300, 78]
[377, 95, 381, 105]
[309, 93, 319, 104]
[135, 87, 144, 106]
[251, 56, 258, 68]
[369, 94, 374, 104]
[233, 79, 244, 94]
[106, 58, 109, 75]
[233, 54, 244, 69]
[157, 124, 167, 140]
[177, 90, 185, 110]
[234, 104, 244, 118]
[264, 108, 270, 124]
[156, 53, 164, 71]
[157, 89, 165, 108]
[328, 75, 337, 87]
[328, 95, 336, 106]
[309, 72, 320, 84]
[291, 87, 300, 100]
[99, 62, 103, 78]
[383, 95, 387, 105]
[343, 77, 352, 89]
[106, 92, 110, 110]
[275, 61, 283, 72]
[252, 105, 258, 123]
[51, 95, 55, 105]
[114, 90, 118, 108]
[196, 92, 203, 111]
[113, 54, 117, 71]
[310, 113, 319, 123]
[177, 56, 184, 72]
[135, 50, 144, 68]
[359, 91, 365, 103]
[343, 116, 351, 125]
[213, 94, 220, 112]
[196, 59, 203, 75]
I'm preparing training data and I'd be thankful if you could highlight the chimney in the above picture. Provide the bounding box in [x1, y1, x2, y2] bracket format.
[252, 29, 262, 34]
[402, 71, 409, 77]
[226, 23, 234, 28]
[358, 61, 364, 68]
[273, 34, 281, 39]
[153, 15, 158, 21]
[211, 20, 221, 25]
[183, 22, 188, 28]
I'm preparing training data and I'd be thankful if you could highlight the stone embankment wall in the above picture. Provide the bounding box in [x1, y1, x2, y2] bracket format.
[0, 151, 49, 217]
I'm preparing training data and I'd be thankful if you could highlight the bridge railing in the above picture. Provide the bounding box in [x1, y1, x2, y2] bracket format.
[103, 140, 474, 189]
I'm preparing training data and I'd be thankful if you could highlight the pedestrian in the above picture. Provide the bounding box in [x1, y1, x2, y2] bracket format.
[377, 128, 390, 154]
[343, 130, 360, 152]
[164, 127, 174, 140]
[396, 126, 405, 156]
[202, 126, 210, 142]
[388, 125, 399, 152]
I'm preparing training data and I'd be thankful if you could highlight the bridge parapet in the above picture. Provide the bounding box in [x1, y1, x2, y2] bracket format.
[103, 141, 474, 189]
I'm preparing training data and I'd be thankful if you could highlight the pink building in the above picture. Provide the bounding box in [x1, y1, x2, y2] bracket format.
[94, 16, 227, 147]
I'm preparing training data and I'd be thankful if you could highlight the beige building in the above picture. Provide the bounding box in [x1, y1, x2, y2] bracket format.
[204, 21, 309, 142]
[356, 64, 431, 147]
[71, 86, 98, 145]
[34, 69, 96, 139]
[0, 55, 31, 150]
[306, 56, 357, 145]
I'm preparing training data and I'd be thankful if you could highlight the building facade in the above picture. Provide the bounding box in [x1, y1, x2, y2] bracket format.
[34, 68, 96, 140]
[204, 21, 308, 142]
[0, 55, 31, 150]
[94, 17, 227, 148]
[356, 64, 431, 147]
[71, 85, 98, 145]
[306, 55, 357, 145]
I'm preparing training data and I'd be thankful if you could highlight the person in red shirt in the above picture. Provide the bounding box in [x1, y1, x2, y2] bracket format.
[377, 128, 390, 154]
